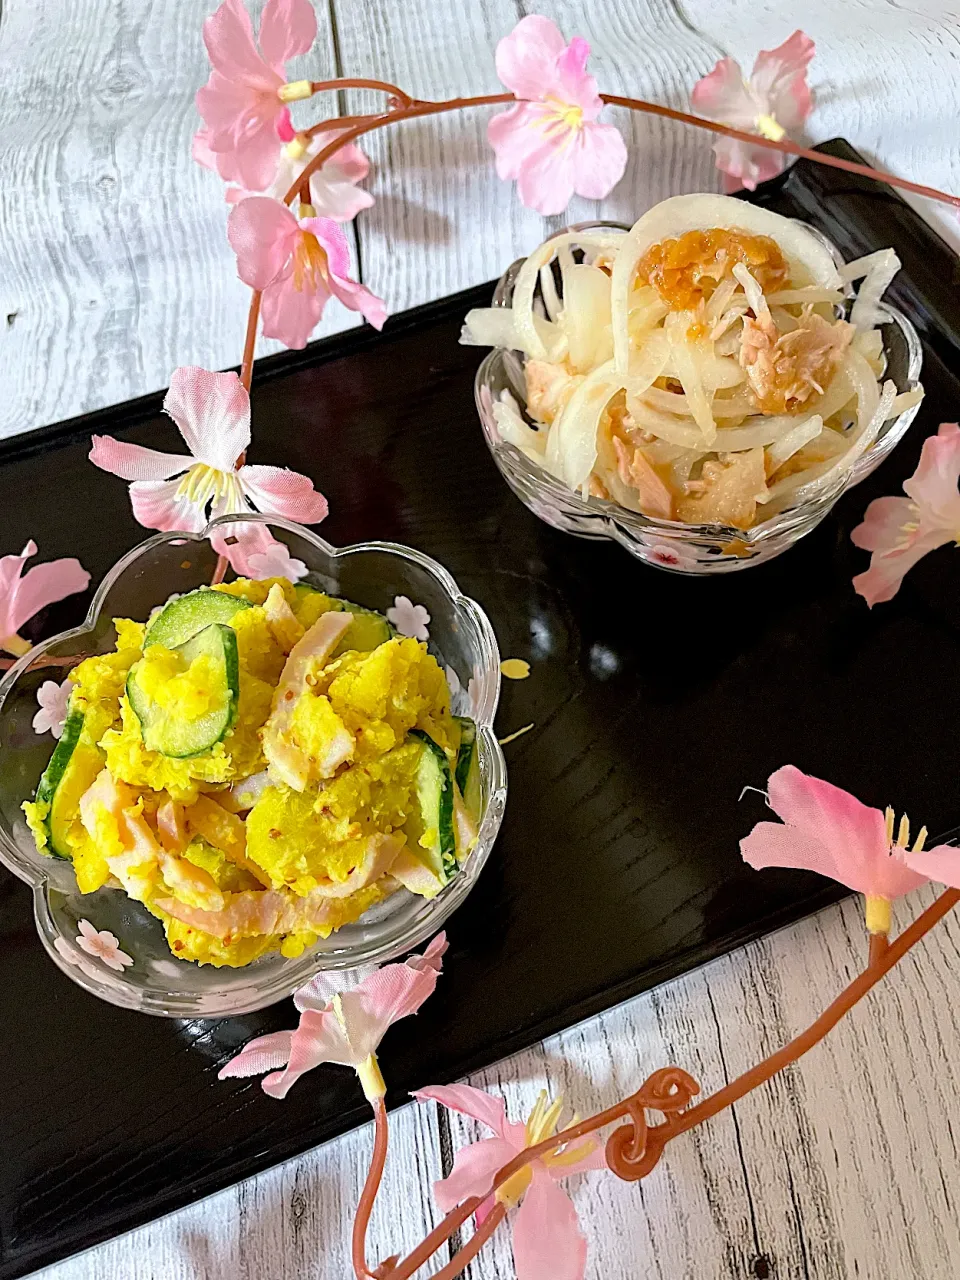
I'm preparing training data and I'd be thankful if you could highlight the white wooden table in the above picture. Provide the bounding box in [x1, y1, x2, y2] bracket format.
[4, 1, 960, 1276]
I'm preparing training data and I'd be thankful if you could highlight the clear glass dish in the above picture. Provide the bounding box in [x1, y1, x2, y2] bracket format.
[477, 221, 923, 573]
[0, 514, 507, 1016]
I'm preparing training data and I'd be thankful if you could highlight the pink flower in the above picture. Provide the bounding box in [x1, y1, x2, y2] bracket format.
[413, 1083, 606, 1280]
[222, 130, 374, 223]
[691, 31, 815, 191]
[488, 15, 627, 216]
[741, 765, 953, 933]
[245, 540, 308, 581]
[219, 933, 447, 1100]
[33, 678, 74, 738]
[89, 366, 328, 568]
[195, 0, 317, 191]
[0, 542, 90, 656]
[229, 198, 386, 347]
[74, 919, 134, 971]
[643, 541, 700, 571]
[851, 423, 960, 607]
[386, 594, 430, 641]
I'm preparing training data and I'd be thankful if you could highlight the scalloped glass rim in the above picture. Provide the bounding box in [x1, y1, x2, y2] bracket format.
[477, 220, 923, 571]
[0, 514, 507, 1016]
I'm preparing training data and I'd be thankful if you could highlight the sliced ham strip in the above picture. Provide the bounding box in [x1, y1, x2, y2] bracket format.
[157, 833, 404, 940]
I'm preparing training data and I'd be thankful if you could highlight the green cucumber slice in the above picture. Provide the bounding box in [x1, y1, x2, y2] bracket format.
[333, 603, 394, 657]
[407, 729, 458, 884]
[454, 716, 481, 819]
[145, 588, 251, 648]
[127, 622, 240, 758]
[35, 707, 103, 859]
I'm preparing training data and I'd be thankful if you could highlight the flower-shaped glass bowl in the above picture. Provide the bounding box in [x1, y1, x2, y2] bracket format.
[0, 515, 506, 1016]
[477, 221, 923, 573]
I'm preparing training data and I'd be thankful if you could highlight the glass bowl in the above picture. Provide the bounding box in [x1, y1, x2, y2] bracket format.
[476, 221, 923, 573]
[0, 514, 507, 1016]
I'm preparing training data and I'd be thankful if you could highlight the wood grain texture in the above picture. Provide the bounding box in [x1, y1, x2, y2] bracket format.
[7, 0, 960, 1277]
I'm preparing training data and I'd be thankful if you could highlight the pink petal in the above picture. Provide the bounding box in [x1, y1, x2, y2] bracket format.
[0, 541, 36, 601]
[711, 135, 785, 192]
[691, 57, 759, 130]
[239, 463, 329, 524]
[229, 120, 288, 193]
[515, 131, 579, 217]
[257, 0, 317, 68]
[192, 127, 218, 171]
[751, 30, 815, 133]
[569, 121, 628, 200]
[553, 37, 602, 117]
[164, 366, 251, 471]
[413, 1085, 508, 1136]
[512, 1166, 587, 1280]
[898, 844, 960, 890]
[302, 216, 352, 278]
[408, 932, 448, 973]
[89, 435, 191, 483]
[430, 1136, 519, 1213]
[903, 422, 960, 523]
[308, 175, 375, 223]
[219, 1029, 294, 1079]
[488, 104, 545, 181]
[322, 141, 370, 186]
[548, 1139, 608, 1176]
[213, 519, 280, 576]
[129, 478, 207, 534]
[228, 196, 300, 290]
[852, 527, 950, 607]
[850, 495, 917, 554]
[333, 959, 443, 1060]
[262, 1009, 356, 1097]
[495, 15, 568, 101]
[3, 557, 90, 638]
[202, 0, 276, 85]
[741, 765, 928, 900]
[324, 272, 387, 331]
[260, 273, 326, 348]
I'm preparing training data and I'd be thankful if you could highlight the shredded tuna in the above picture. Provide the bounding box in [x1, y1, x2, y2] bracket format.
[612, 435, 673, 518]
[740, 308, 853, 415]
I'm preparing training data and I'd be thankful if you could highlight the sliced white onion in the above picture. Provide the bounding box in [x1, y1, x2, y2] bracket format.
[460, 307, 563, 359]
[766, 287, 845, 306]
[513, 231, 625, 362]
[626, 397, 802, 452]
[539, 263, 562, 322]
[668, 325, 716, 444]
[561, 263, 613, 373]
[552, 360, 625, 489]
[641, 386, 754, 418]
[732, 262, 770, 322]
[842, 248, 900, 329]
[890, 385, 924, 416]
[492, 390, 547, 458]
[612, 194, 842, 373]
[704, 277, 738, 327]
[762, 415, 824, 483]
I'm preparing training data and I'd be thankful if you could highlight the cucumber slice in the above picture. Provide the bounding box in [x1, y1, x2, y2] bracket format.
[34, 707, 103, 859]
[145, 588, 251, 648]
[454, 716, 481, 819]
[407, 729, 458, 884]
[127, 623, 240, 758]
[333, 602, 394, 658]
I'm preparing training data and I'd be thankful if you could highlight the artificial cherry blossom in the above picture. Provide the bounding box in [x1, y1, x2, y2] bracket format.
[229, 197, 386, 347]
[220, 934, 447, 1100]
[851, 422, 960, 607]
[74, 919, 134, 971]
[221, 129, 375, 223]
[414, 1084, 606, 1280]
[691, 31, 815, 190]
[195, 0, 317, 191]
[89, 366, 328, 572]
[740, 765, 952, 934]
[0, 541, 89, 657]
[488, 15, 627, 216]
[386, 594, 430, 641]
[33, 678, 74, 738]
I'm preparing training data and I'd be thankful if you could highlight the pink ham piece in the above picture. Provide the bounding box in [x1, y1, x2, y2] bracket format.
[157, 832, 404, 939]
[262, 608, 354, 791]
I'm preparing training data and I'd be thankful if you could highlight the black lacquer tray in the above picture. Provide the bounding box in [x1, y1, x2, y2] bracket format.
[3, 141, 959, 1277]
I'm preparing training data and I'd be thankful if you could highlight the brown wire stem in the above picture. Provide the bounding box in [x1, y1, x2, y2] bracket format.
[309, 77, 414, 108]
[353, 1098, 390, 1279]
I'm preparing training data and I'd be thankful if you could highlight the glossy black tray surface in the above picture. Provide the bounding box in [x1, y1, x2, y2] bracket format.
[3, 141, 959, 1277]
